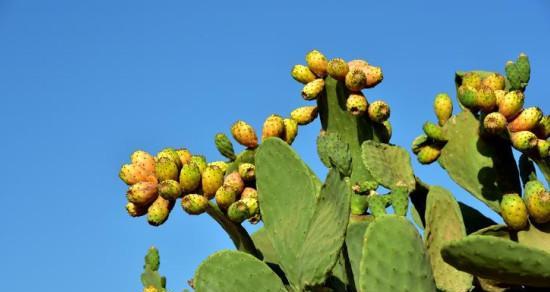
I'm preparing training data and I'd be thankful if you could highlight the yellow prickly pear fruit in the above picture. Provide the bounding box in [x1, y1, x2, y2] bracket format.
[176, 148, 192, 166]
[241, 197, 259, 217]
[131, 150, 155, 174]
[240, 187, 258, 200]
[345, 69, 367, 92]
[261, 114, 285, 141]
[433, 93, 453, 126]
[155, 157, 179, 182]
[364, 65, 383, 88]
[144, 285, 159, 292]
[500, 193, 528, 230]
[119, 163, 156, 185]
[476, 86, 497, 113]
[215, 185, 238, 211]
[147, 196, 172, 226]
[507, 107, 543, 132]
[231, 120, 258, 149]
[534, 115, 550, 139]
[223, 172, 245, 194]
[283, 118, 298, 145]
[499, 91, 525, 120]
[201, 165, 224, 199]
[462, 72, 482, 89]
[537, 139, 550, 158]
[417, 145, 441, 165]
[238, 163, 255, 182]
[494, 90, 506, 106]
[481, 73, 506, 91]
[305, 49, 328, 77]
[301, 79, 325, 100]
[327, 58, 349, 81]
[126, 202, 147, 217]
[291, 65, 316, 84]
[179, 162, 202, 193]
[483, 112, 507, 135]
[346, 93, 368, 116]
[510, 131, 538, 151]
[181, 194, 209, 215]
[158, 179, 182, 200]
[208, 161, 229, 173]
[367, 100, 390, 123]
[291, 106, 318, 125]
[524, 180, 550, 223]
[190, 155, 207, 174]
[156, 148, 182, 169]
[127, 181, 158, 205]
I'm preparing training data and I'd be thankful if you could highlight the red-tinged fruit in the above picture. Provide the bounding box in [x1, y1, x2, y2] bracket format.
[238, 163, 255, 182]
[231, 120, 258, 148]
[345, 69, 367, 92]
[261, 114, 285, 141]
[223, 172, 245, 194]
[131, 150, 155, 174]
[127, 181, 158, 205]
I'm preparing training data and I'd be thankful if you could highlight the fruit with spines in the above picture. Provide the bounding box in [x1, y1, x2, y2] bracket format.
[231, 120, 258, 149]
[499, 90, 525, 119]
[131, 150, 155, 173]
[291, 65, 316, 84]
[462, 72, 482, 89]
[175, 148, 192, 166]
[344, 69, 367, 92]
[238, 163, 255, 182]
[181, 194, 208, 215]
[516, 53, 530, 83]
[227, 201, 249, 223]
[214, 133, 236, 160]
[417, 145, 441, 164]
[423, 121, 447, 142]
[154, 157, 179, 182]
[301, 79, 324, 100]
[305, 50, 328, 77]
[241, 197, 259, 217]
[348, 59, 368, 74]
[156, 148, 182, 169]
[290, 106, 318, 125]
[537, 139, 550, 158]
[483, 112, 507, 135]
[346, 93, 368, 116]
[364, 65, 383, 88]
[494, 89, 506, 106]
[412, 134, 429, 154]
[190, 155, 207, 174]
[223, 172, 244, 194]
[201, 165, 225, 199]
[208, 161, 228, 173]
[283, 118, 298, 144]
[119, 163, 156, 185]
[475, 86, 497, 113]
[481, 73, 506, 91]
[126, 202, 147, 217]
[457, 85, 478, 109]
[327, 58, 349, 81]
[500, 193, 528, 230]
[147, 196, 172, 226]
[127, 181, 158, 205]
[505, 61, 522, 90]
[524, 180, 550, 223]
[261, 114, 285, 141]
[179, 162, 202, 193]
[240, 187, 257, 200]
[158, 179, 181, 200]
[534, 115, 550, 138]
[508, 107, 543, 132]
[433, 93, 453, 125]
[367, 100, 390, 123]
[510, 131, 538, 151]
[143, 286, 158, 292]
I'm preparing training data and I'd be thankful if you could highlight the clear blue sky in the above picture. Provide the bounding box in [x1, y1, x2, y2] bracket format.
[1, 1, 549, 291]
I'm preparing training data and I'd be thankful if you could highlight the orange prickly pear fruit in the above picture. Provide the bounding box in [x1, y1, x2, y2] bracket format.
[179, 162, 202, 193]
[238, 163, 255, 182]
[327, 58, 349, 81]
[126, 202, 148, 217]
[364, 65, 383, 88]
[346, 93, 368, 116]
[291, 65, 316, 84]
[147, 196, 172, 226]
[215, 185, 238, 211]
[283, 118, 298, 144]
[476, 86, 497, 113]
[348, 60, 369, 73]
[154, 157, 179, 182]
[158, 179, 182, 200]
[223, 172, 245, 194]
[345, 69, 367, 92]
[201, 165, 225, 199]
[481, 73, 506, 91]
[483, 112, 507, 135]
[301, 79, 325, 100]
[433, 93, 453, 126]
[305, 49, 328, 77]
[367, 100, 390, 123]
[181, 194, 209, 215]
[231, 120, 258, 149]
[131, 150, 155, 174]
[261, 114, 285, 141]
[176, 148, 192, 165]
[499, 91, 525, 120]
[508, 107, 543, 132]
[291, 106, 318, 125]
[500, 193, 529, 230]
[127, 181, 158, 205]
[510, 131, 538, 151]
[240, 187, 258, 200]
[119, 163, 156, 185]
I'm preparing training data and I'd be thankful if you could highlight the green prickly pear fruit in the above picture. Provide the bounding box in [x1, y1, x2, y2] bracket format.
[305, 49, 328, 77]
[524, 180, 546, 200]
[364, 65, 383, 88]
[223, 172, 244, 194]
[481, 73, 506, 91]
[127, 181, 158, 205]
[367, 194, 387, 217]
[290, 106, 318, 125]
[119, 163, 157, 185]
[190, 155, 207, 174]
[283, 118, 298, 144]
[346, 93, 368, 116]
[131, 150, 156, 174]
[126, 202, 147, 217]
[215, 185, 238, 211]
[301, 79, 325, 100]
[508, 107, 543, 132]
[291, 64, 316, 84]
[461, 72, 482, 89]
[238, 163, 255, 182]
[391, 186, 409, 216]
[516, 53, 530, 83]
[201, 165, 224, 199]
[510, 131, 538, 151]
[231, 120, 258, 149]
[351, 193, 369, 215]
[181, 194, 209, 215]
[261, 114, 285, 141]
[411, 134, 429, 154]
[534, 115, 550, 139]
[422, 121, 447, 142]
[208, 161, 229, 173]
[147, 196, 172, 226]
[537, 139, 550, 158]
[179, 162, 202, 193]
[524, 180, 550, 223]
[475, 86, 497, 113]
[433, 93, 453, 126]
[505, 61, 522, 90]
[156, 148, 182, 169]
[327, 58, 349, 81]
[417, 145, 441, 164]
[499, 90, 524, 119]
[241, 197, 259, 216]
[175, 148, 192, 166]
[344, 69, 367, 92]
[367, 100, 390, 123]
[154, 157, 179, 182]
[145, 246, 160, 271]
[214, 133, 236, 160]
[500, 193, 529, 230]
[158, 179, 182, 200]
[483, 112, 507, 135]
[494, 89, 506, 106]
[240, 187, 258, 200]
[227, 201, 250, 223]
[457, 85, 478, 109]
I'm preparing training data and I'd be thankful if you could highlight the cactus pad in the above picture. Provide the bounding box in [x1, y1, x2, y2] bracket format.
[361, 141, 416, 191]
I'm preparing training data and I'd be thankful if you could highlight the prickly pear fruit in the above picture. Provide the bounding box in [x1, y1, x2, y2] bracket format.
[499, 90, 525, 119]
[417, 145, 441, 164]
[227, 201, 249, 223]
[175, 148, 192, 166]
[301, 79, 325, 100]
[481, 73, 506, 91]
[411, 134, 429, 154]
[147, 196, 172, 226]
[182, 194, 208, 215]
[215, 185, 237, 211]
[240, 187, 258, 200]
[345, 69, 367, 92]
[461, 72, 482, 89]
[364, 65, 383, 88]
[500, 193, 528, 230]
[145, 246, 160, 271]
[346, 93, 368, 116]
[126, 202, 147, 217]
[291, 64, 316, 84]
[156, 148, 182, 169]
[158, 179, 182, 200]
[367, 100, 390, 123]
[505, 61, 522, 90]
[283, 118, 298, 144]
[483, 112, 507, 135]
[131, 150, 156, 174]
[291, 106, 318, 125]
[367, 194, 387, 217]
[476, 86, 497, 113]
[191, 155, 207, 174]
[508, 107, 543, 132]
[327, 58, 349, 81]
[494, 89, 506, 106]
[534, 115, 550, 139]
[127, 181, 158, 205]
[208, 161, 228, 173]
[261, 114, 285, 141]
[144, 286, 159, 292]
[457, 85, 478, 109]
[119, 163, 156, 185]
[241, 197, 259, 217]
[510, 131, 538, 151]
[433, 93, 453, 126]
[223, 172, 244, 194]
[238, 163, 255, 182]
[391, 186, 409, 216]
[537, 139, 550, 158]
[524, 180, 546, 199]
[305, 49, 328, 77]
[524, 180, 550, 223]
[214, 133, 236, 160]
[179, 162, 201, 193]
[231, 120, 258, 149]
[516, 53, 530, 83]
[351, 193, 369, 215]
[422, 121, 447, 142]
[155, 157, 179, 182]
[348, 59, 368, 73]
[201, 165, 224, 199]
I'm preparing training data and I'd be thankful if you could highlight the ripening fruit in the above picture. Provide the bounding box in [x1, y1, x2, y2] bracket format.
[537, 139, 550, 158]
[348, 60, 369, 72]
[476, 86, 497, 113]
[144, 285, 159, 292]
[534, 116, 550, 139]
[499, 91, 525, 119]
[345, 69, 367, 92]
[500, 193, 529, 230]
[131, 150, 155, 174]
[462, 72, 482, 89]
[291, 64, 316, 84]
[126, 202, 148, 217]
[179, 162, 202, 193]
[483, 112, 507, 135]
[291, 106, 318, 125]
[457, 85, 478, 109]
[209, 161, 229, 173]
[155, 157, 179, 182]
[510, 131, 538, 151]
[241, 197, 259, 217]
[364, 65, 383, 88]
[367, 100, 390, 123]
[223, 172, 245, 194]
[261, 114, 285, 141]
[176, 148, 192, 166]
[156, 148, 182, 169]
[238, 163, 255, 182]
[327, 58, 349, 81]
[305, 50, 328, 77]
[182, 194, 209, 215]
[147, 196, 172, 226]
[422, 121, 447, 142]
[301, 79, 325, 100]
[507, 107, 543, 132]
[481, 73, 506, 91]
[433, 93, 453, 126]
[190, 155, 207, 174]
[227, 201, 250, 223]
[494, 90, 506, 107]
[201, 165, 225, 199]
[346, 93, 368, 116]
[215, 185, 238, 211]
[283, 118, 298, 144]
[411, 134, 429, 155]
[524, 180, 550, 223]
[119, 163, 156, 185]
[231, 120, 258, 149]
[240, 187, 258, 200]
[417, 145, 441, 164]
[214, 133, 236, 160]
[158, 179, 182, 200]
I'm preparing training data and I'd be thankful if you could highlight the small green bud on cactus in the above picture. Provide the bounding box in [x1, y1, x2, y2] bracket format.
[345, 69, 367, 92]
[240, 187, 258, 200]
[208, 161, 228, 173]
[537, 139, 550, 158]
[282, 118, 298, 144]
[227, 201, 250, 223]
[391, 186, 409, 216]
[156, 148, 182, 169]
[422, 121, 447, 142]
[155, 157, 179, 182]
[305, 49, 328, 77]
[417, 144, 441, 164]
[505, 61, 522, 90]
[238, 163, 255, 182]
[481, 73, 506, 91]
[201, 165, 225, 199]
[291, 64, 316, 84]
[179, 162, 202, 193]
[364, 65, 383, 88]
[457, 85, 478, 109]
[411, 134, 429, 154]
[147, 196, 172, 226]
[145, 246, 160, 271]
[516, 53, 530, 83]
[327, 58, 349, 81]
[126, 202, 147, 217]
[175, 148, 192, 166]
[127, 181, 158, 205]
[508, 107, 543, 132]
[346, 93, 368, 116]
[223, 172, 245, 194]
[499, 90, 525, 119]
[367, 100, 390, 123]
[433, 93, 453, 126]
[290, 106, 318, 125]
[182, 194, 208, 215]
[510, 131, 538, 151]
[534, 115, 550, 139]
[483, 112, 507, 135]
[462, 72, 482, 89]
[119, 163, 156, 185]
[475, 86, 497, 113]
[351, 193, 369, 215]
[158, 179, 182, 200]
[524, 180, 550, 223]
[131, 150, 156, 174]
[231, 120, 258, 149]
[190, 155, 207, 174]
[214, 133, 236, 160]
[301, 79, 325, 100]
[500, 193, 529, 230]
[261, 114, 285, 141]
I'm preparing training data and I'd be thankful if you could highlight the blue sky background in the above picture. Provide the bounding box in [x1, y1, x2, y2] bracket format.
[1, 1, 549, 291]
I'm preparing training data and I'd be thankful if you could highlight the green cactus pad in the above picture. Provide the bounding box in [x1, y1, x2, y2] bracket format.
[316, 131, 352, 176]
[441, 235, 550, 287]
[141, 268, 164, 290]
[424, 186, 472, 292]
[346, 219, 372, 287]
[438, 111, 521, 211]
[144, 246, 160, 271]
[194, 250, 286, 292]
[359, 215, 437, 292]
[225, 149, 255, 175]
[251, 227, 279, 265]
[361, 141, 416, 191]
[517, 223, 550, 254]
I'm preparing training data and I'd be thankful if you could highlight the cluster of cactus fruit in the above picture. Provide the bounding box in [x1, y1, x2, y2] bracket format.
[120, 50, 550, 292]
